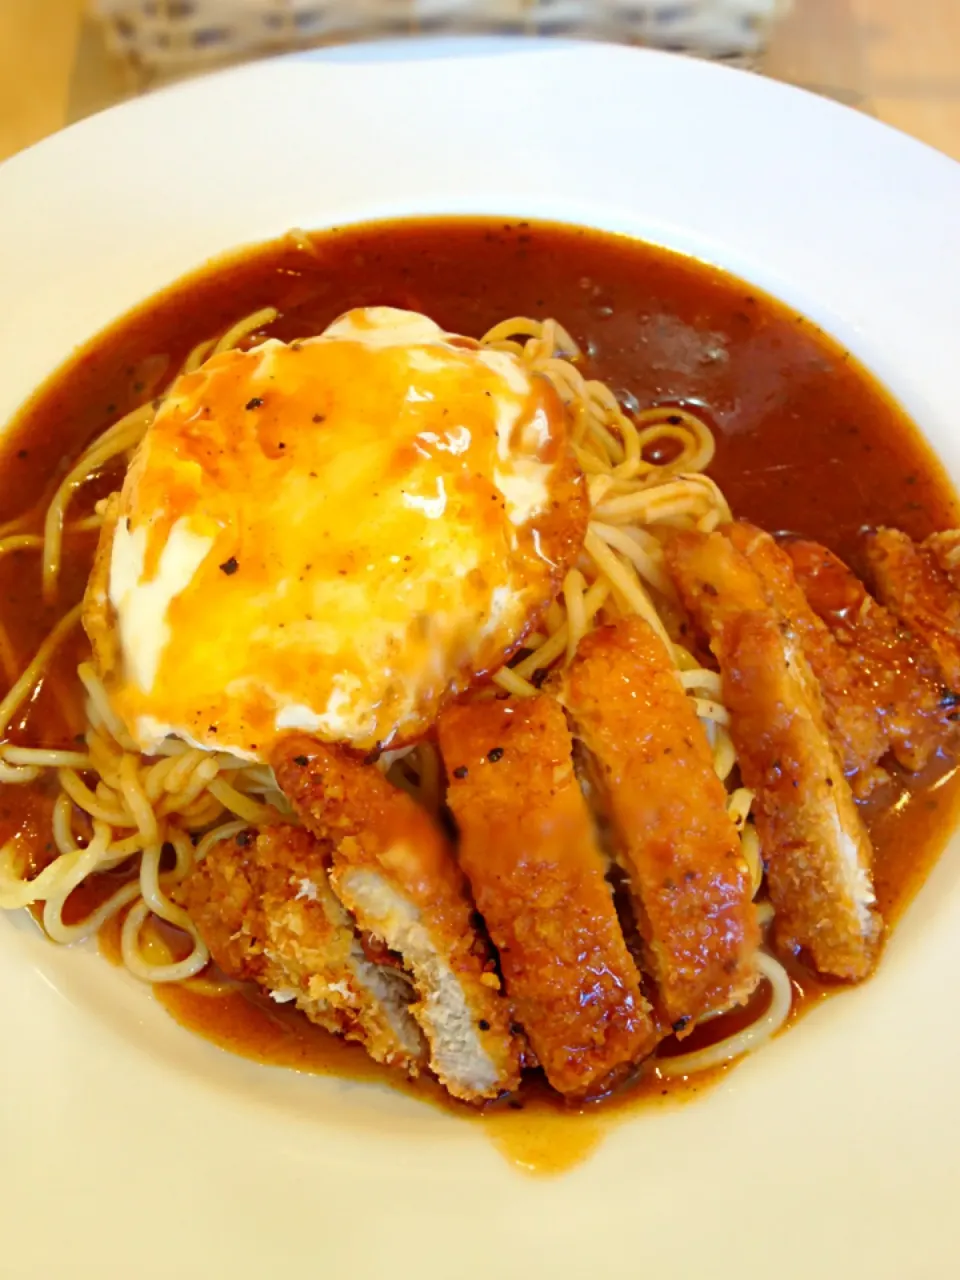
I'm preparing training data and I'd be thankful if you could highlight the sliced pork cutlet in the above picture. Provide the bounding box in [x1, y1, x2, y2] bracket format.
[925, 529, 960, 590]
[725, 521, 887, 796]
[176, 824, 425, 1071]
[666, 531, 881, 980]
[557, 617, 760, 1034]
[786, 538, 956, 772]
[272, 734, 521, 1102]
[863, 526, 960, 690]
[438, 694, 658, 1096]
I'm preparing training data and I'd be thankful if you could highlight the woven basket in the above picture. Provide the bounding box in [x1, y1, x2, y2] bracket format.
[92, 1, 788, 83]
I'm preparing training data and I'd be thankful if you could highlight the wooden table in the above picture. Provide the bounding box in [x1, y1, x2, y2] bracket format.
[2, 0, 960, 164]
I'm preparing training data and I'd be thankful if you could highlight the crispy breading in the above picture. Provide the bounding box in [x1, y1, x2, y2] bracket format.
[666, 531, 881, 980]
[725, 521, 888, 795]
[557, 617, 760, 1031]
[272, 734, 521, 1102]
[864, 527, 960, 690]
[925, 529, 960, 590]
[787, 539, 955, 771]
[175, 824, 425, 1071]
[438, 695, 658, 1096]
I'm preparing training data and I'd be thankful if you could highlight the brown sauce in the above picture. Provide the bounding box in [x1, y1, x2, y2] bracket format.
[3, 217, 960, 1176]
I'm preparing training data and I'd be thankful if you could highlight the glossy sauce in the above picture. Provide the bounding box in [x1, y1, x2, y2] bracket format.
[3, 218, 960, 1177]
[102, 310, 577, 757]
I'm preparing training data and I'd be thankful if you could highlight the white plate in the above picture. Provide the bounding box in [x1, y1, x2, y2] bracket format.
[2, 37, 960, 1280]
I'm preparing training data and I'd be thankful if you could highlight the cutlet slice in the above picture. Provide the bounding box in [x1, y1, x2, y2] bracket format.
[438, 695, 658, 1096]
[557, 617, 760, 1032]
[272, 735, 521, 1102]
[787, 539, 955, 772]
[666, 531, 881, 980]
[176, 824, 425, 1071]
[864, 526, 960, 689]
[925, 529, 960, 589]
[725, 521, 887, 795]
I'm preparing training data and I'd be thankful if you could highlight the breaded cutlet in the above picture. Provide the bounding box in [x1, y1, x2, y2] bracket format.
[725, 521, 888, 795]
[557, 617, 760, 1032]
[666, 530, 881, 980]
[787, 538, 955, 772]
[925, 529, 960, 591]
[864, 526, 960, 690]
[439, 694, 658, 1096]
[272, 735, 521, 1102]
[176, 823, 425, 1071]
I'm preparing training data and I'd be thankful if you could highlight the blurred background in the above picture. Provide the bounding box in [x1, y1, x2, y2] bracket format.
[1, 1, 958, 163]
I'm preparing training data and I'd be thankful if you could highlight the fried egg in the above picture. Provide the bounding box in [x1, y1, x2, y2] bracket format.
[84, 307, 587, 758]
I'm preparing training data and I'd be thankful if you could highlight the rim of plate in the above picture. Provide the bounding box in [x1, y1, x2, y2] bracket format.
[1, 37, 960, 1280]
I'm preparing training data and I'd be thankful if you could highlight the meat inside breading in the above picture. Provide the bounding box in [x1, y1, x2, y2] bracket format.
[557, 617, 760, 1031]
[272, 734, 521, 1102]
[666, 531, 881, 980]
[175, 824, 425, 1071]
[786, 538, 955, 772]
[864, 526, 960, 690]
[725, 521, 888, 795]
[438, 695, 658, 1096]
